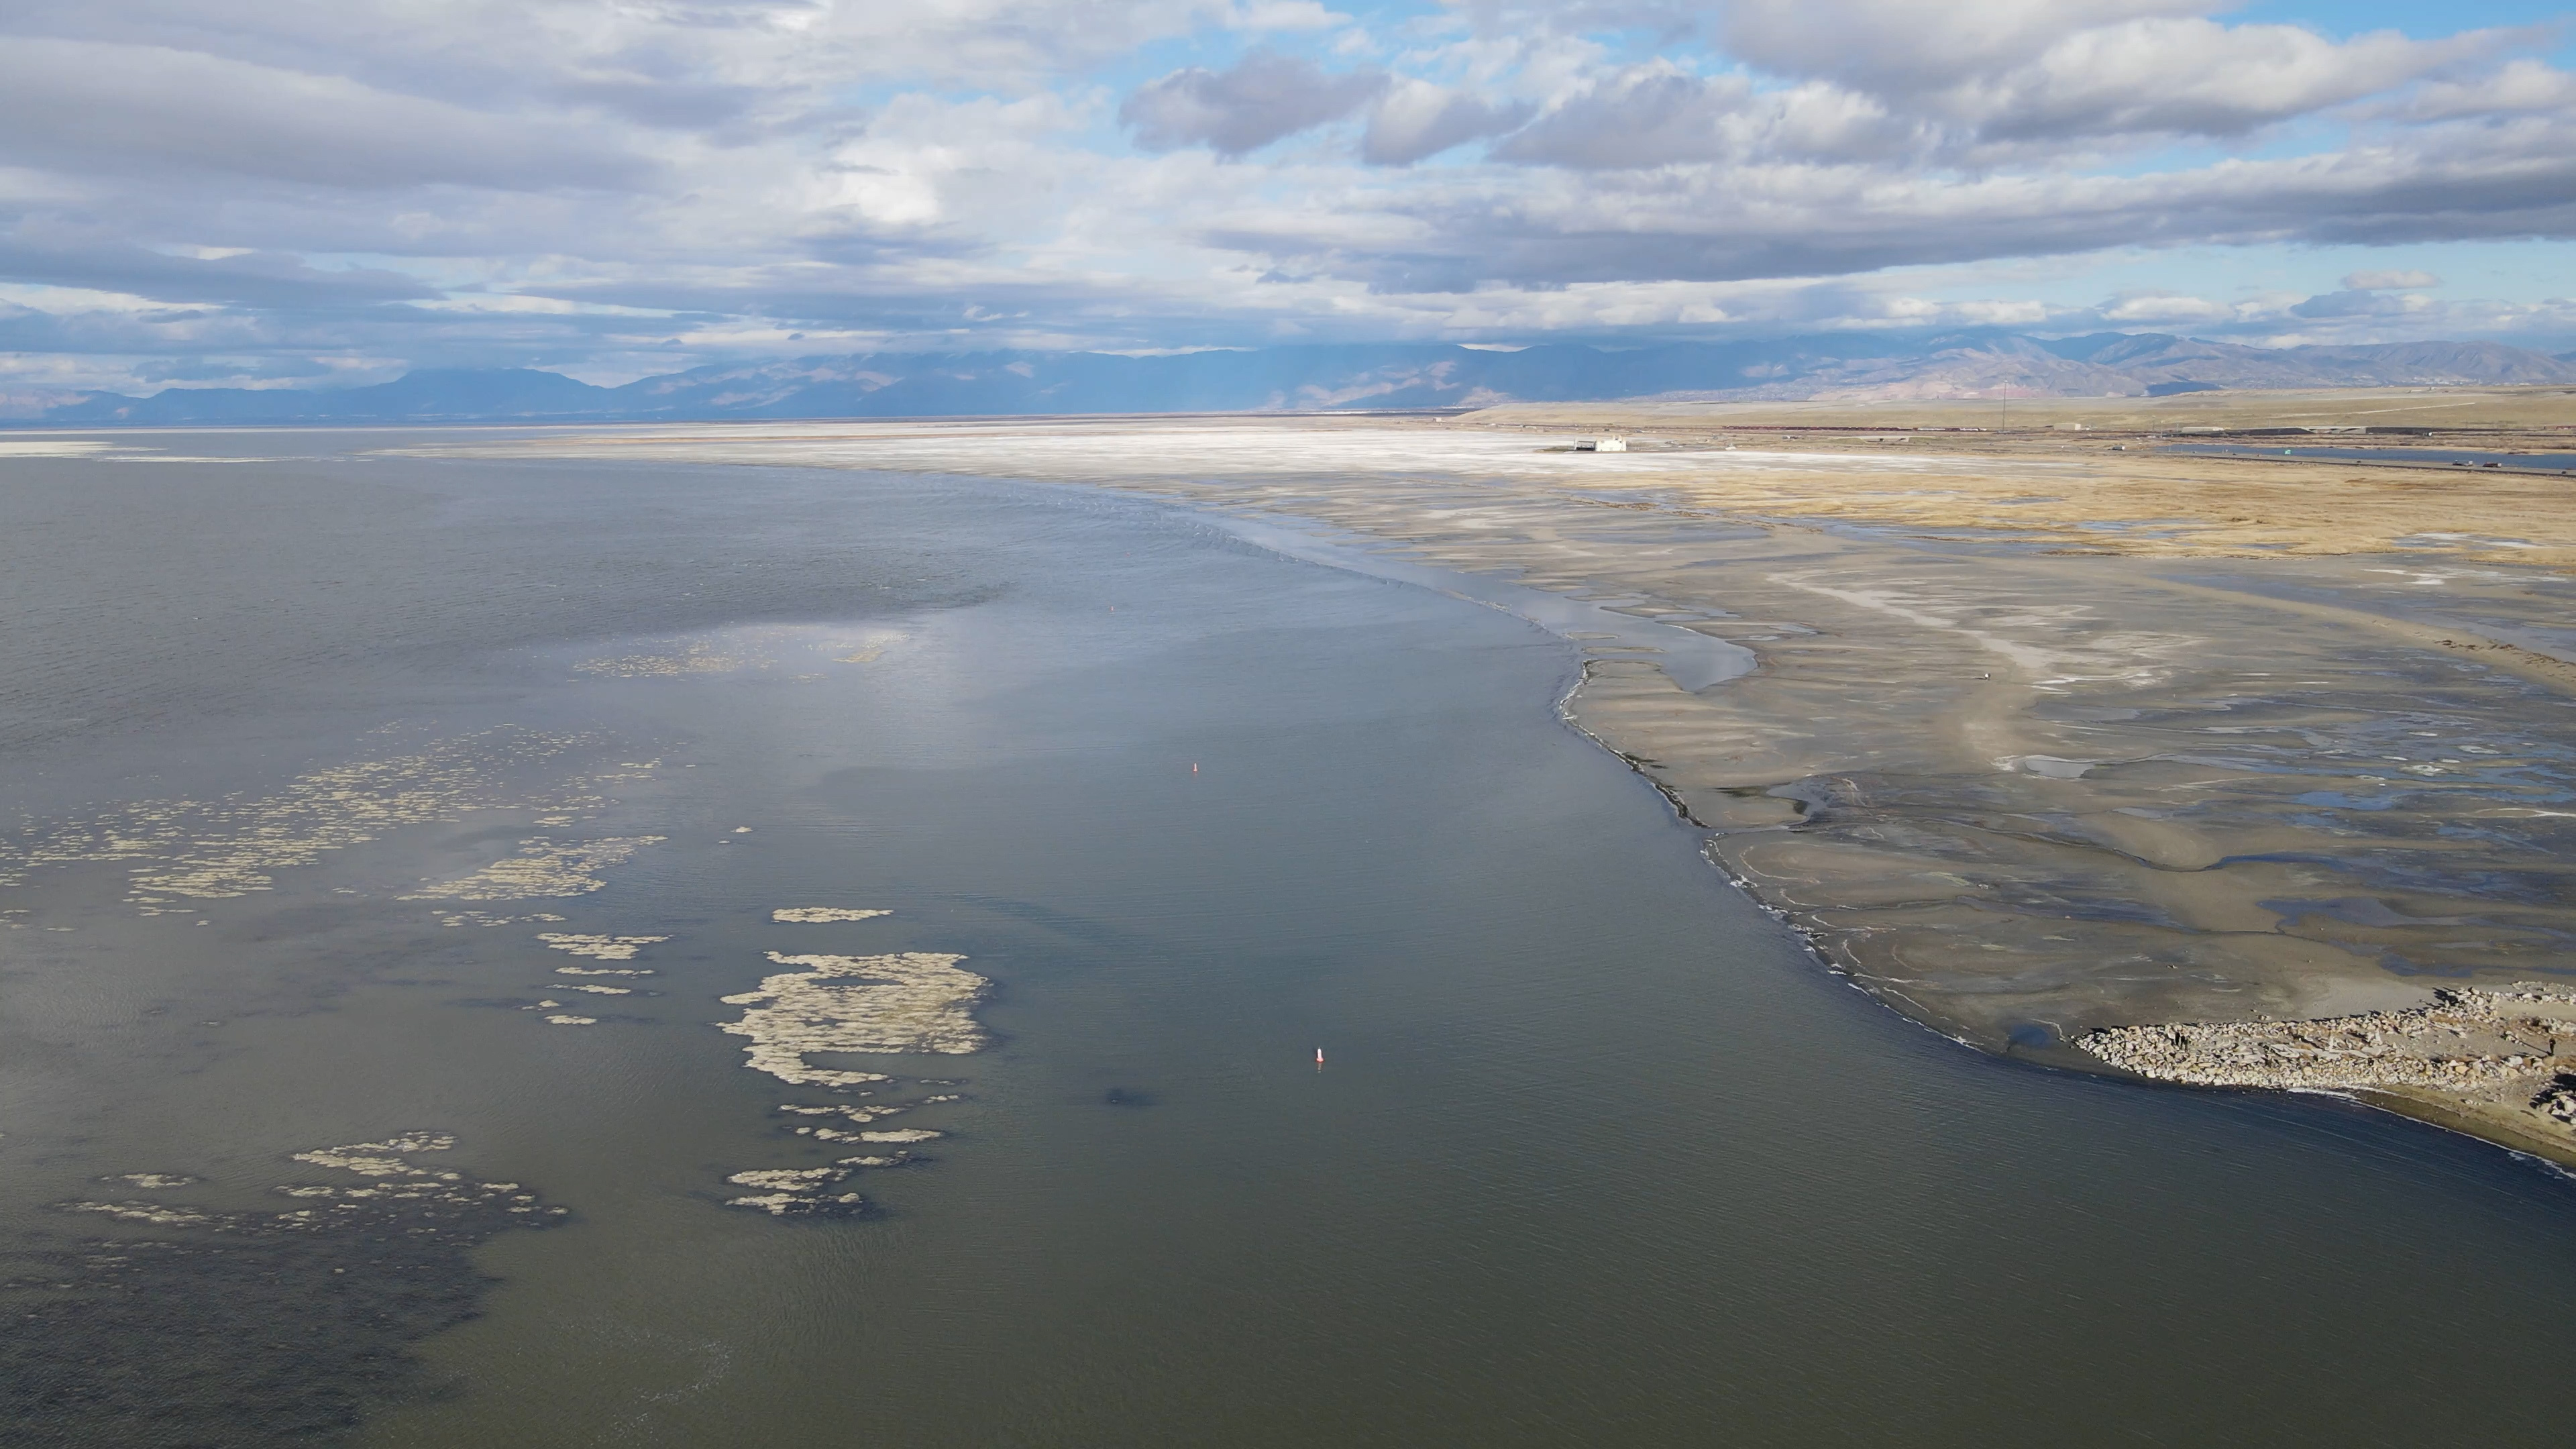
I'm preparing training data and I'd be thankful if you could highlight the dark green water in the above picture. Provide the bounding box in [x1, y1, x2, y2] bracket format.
[3, 431, 2574, 1446]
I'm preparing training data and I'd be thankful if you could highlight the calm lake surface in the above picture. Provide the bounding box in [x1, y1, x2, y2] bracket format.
[5, 429, 2576, 1446]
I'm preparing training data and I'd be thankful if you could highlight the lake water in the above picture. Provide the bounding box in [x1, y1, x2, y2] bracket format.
[2166, 442, 2576, 472]
[5, 431, 2576, 1446]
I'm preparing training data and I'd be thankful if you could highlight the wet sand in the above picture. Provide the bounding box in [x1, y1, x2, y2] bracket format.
[427, 394, 2576, 1162]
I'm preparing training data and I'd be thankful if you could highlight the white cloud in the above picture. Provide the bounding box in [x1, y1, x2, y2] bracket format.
[0, 38, 652, 190]
[2102, 291, 2233, 323]
[0, 0, 2571, 390]
[1122, 50, 1388, 154]
[1362, 78, 1531, 164]
[1955, 19, 2508, 142]
[2344, 268, 2442, 290]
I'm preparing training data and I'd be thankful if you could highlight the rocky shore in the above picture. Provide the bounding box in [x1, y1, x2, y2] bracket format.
[2081, 985, 2576, 1161]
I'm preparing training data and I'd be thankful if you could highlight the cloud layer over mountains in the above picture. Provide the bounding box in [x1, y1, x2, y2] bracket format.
[3, 1, 2573, 396]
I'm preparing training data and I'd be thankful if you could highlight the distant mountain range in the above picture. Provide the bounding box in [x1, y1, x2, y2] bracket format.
[20, 332, 2576, 426]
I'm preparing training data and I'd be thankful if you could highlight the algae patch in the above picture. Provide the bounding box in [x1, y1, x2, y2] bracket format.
[7, 1133, 561, 1446]
[0, 728, 655, 914]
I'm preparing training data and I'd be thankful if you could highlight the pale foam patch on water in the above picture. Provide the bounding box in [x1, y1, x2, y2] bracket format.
[572, 624, 912, 681]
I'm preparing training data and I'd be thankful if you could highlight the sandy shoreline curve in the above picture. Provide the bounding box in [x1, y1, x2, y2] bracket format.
[398, 390, 2576, 1165]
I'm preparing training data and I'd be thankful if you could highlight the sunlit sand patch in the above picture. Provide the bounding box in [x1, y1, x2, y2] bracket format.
[537, 931, 667, 959]
[574, 639, 751, 677]
[830, 630, 906, 663]
[402, 837, 663, 900]
[771, 907, 890, 923]
[717, 951, 989, 1087]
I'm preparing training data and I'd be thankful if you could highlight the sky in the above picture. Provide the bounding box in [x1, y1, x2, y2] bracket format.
[1, 0, 2572, 395]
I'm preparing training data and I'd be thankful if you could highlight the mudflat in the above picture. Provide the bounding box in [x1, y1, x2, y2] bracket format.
[430, 387, 2576, 1161]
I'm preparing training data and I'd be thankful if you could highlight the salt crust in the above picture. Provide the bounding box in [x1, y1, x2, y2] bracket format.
[536, 932, 667, 959]
[401, 837, 663, 901]
[771, 908, 892, 924]
[718, 952, 988, 1087]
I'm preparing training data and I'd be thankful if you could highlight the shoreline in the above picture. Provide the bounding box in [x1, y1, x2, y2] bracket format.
[378, 407, 2576, 1165]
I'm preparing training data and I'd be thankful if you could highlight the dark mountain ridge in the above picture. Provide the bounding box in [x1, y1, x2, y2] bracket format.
[25, 333, 2576, 426]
